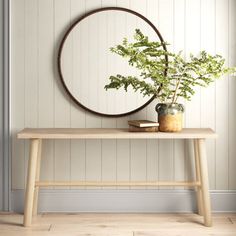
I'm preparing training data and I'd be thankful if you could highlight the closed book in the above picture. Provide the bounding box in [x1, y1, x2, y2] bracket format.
[128, 120, 159, 128]
[129, 125, 158, 132]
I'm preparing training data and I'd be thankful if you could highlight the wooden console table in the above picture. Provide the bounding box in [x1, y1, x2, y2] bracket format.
[17, 128, 217, 227]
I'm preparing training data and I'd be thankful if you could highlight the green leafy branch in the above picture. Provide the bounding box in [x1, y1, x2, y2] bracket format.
[104, 29, 236, 103]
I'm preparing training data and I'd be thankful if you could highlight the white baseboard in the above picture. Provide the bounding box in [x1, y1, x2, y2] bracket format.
[11, 189, 236, 213]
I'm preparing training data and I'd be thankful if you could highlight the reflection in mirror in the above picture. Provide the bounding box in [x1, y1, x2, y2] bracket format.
[59, 8, 164, 116]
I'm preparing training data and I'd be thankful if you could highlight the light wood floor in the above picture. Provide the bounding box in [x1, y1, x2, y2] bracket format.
[0, 213, 235, 236]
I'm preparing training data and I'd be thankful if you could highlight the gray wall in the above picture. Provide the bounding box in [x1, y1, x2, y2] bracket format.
[0, 0, 4, 211]
[0, 0, 10, 211]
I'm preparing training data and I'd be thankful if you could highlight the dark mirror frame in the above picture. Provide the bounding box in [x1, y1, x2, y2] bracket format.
[58, 7, 168, 117]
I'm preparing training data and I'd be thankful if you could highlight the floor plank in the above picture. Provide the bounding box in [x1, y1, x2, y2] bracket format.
[0, 213, 235, 236]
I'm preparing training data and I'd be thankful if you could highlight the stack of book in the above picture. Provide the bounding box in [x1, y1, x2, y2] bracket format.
[128, 120, 159, 132]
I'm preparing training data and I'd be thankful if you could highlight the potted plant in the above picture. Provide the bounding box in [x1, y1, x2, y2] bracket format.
[105, 29, 236, 132]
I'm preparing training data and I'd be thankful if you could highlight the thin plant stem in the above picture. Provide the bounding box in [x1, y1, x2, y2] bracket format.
[172, 78, 181, 104]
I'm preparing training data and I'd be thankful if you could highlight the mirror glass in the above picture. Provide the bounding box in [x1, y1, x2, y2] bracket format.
[59, 8, 165, 116]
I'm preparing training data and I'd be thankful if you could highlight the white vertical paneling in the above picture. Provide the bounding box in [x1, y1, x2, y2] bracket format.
[24, 0, 38, 128]
[115, 0, 131, 190]
[70, 139, 86, 188]
[85, 140, 102, 189]
[117, 140, 130, 189]
[84, 0, 102, 189]
[101, 140, 116, 189]
[185, 140, 195, 187]
[173, 0, 187, 186]
[54, 0, 71, 187]
[11, 0, 25, 189]
[228, 0, 236, 190]
[146, 140, 158, 188]
[158, 0, 174, 189]
[173, 0, 185, 189]
[38, 0, 54, 185]
[100, 0, 117, 189]
[146, 0, 159, 189]
[129, 0, 147, 189]
[11, 0, 236, 193]
[70, 0, 86, 188]
[130, 140, 146, 185]
[184, 0, 201, 187]
[215, 0, 229, 190]
[200, 0, 216, 189]
[38, 0, 54, 128]
[174, 140, 185, 188]
[24, 0, 38, 185]
[185, 0, 201, 128]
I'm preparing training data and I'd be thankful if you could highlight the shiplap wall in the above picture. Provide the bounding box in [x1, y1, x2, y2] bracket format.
[11, 0, 236, 192]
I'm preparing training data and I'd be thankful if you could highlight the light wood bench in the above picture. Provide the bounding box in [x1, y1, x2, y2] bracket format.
[17, 128, 217, 227]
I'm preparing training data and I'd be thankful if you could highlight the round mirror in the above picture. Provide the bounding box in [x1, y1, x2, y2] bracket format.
[58, 7, 166, 117]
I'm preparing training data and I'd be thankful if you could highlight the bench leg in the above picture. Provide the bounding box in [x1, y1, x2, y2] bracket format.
[23, 138, 40, 227]
[194, 139, 203, 216]
[197, 139, 212, 227]
[33, 139, 42, 215]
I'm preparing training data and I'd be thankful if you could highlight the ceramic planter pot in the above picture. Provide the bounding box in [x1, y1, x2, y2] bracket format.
[155, 103, 184, 132]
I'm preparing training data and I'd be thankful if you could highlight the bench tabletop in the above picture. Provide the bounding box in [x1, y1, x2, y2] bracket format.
[17, 128, 217, 139]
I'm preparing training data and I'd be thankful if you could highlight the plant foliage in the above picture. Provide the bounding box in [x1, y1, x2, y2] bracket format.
[104, 29, 236, 103]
